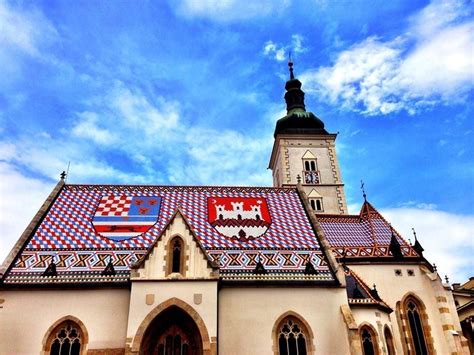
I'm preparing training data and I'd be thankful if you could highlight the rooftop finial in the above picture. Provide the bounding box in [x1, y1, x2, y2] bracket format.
[288, 52, 295, 80]
[360, 180, 367, 202]
[60, 171, 67, 180]
[411, 227, 425, 256]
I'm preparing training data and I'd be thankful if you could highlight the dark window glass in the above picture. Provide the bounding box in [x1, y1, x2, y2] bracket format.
[361, 327, 375, 355]
[316, 199, 322, 211]
[310, 161, 316, 171]
[384, 327, 395, 355]
[278, 318, 307, 355]
[49, 322, 81, 355]
[304, 161, 310, 171]
[172, 239, 182, 273]
[407, 301, 428, 355]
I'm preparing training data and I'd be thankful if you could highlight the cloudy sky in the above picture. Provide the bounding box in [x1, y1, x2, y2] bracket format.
[0, 0, 472, 282]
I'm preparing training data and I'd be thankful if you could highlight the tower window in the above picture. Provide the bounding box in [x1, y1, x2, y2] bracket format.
[302, 158, 320, 185]
[309, 198, 323, 212]
[303, 159, 317, 172]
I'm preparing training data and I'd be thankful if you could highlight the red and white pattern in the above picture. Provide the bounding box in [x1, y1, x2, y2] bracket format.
[95, 195, 132, 216]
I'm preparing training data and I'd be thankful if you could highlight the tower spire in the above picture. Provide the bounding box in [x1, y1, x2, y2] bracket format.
[288, 53, 295, 80]
[284, 59, 306, 113]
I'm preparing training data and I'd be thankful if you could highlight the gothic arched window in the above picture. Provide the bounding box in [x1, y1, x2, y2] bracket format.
[360, 325, 378, 355]
[277, 317, 308, 355]
[48, 321, 83, 355]
[170, 237, 183, 274]
[384, 326, 395, 355]
[406, 298, 429, 354]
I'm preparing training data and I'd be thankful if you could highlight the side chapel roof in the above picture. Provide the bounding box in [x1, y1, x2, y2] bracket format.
[318, 201, 420, 259]
[343, 265, 392, 313]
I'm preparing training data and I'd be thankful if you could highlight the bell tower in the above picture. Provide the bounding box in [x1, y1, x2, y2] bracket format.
[268, 60, 348, 214]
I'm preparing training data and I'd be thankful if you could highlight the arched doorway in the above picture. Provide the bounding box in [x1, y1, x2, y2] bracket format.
[140, 305, 203, 355]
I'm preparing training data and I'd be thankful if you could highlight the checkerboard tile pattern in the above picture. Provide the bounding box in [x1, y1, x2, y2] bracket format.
[95, 195, 132, 216]
[9, 185, 334, 277]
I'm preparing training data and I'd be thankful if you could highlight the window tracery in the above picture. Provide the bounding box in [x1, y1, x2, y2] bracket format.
[277, 317, 308, 355]
[360, 326, 377, 355]
[406, 299, 428, 354]
[49, 321, 82, 355]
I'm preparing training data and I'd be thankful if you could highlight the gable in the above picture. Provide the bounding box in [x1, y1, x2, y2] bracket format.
[301, 150, 316, 159]
[307, 189, 322, 198]
[133, 211, 217, 280]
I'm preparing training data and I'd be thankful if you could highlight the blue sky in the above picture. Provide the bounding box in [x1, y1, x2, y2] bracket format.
[0, 0, 472, 281]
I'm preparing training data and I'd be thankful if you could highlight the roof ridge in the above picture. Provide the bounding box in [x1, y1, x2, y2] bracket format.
[65, 183, 296, 191]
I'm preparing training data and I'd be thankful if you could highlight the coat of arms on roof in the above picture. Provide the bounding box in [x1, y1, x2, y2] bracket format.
[208, 197, 271, 241]
[92, 195, 162, 241]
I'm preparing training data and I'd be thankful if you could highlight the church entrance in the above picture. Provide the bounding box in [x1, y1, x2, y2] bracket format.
[140, 305, 203, 355]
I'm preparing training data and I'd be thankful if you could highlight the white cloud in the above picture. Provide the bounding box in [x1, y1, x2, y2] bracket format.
[0, 1, 58, 57]
[72, 112, 116, 145]
[172, 0, 290, 22]
[0, 162, 52, 266]
[263, 34, 308, 62]
[382, 207, 474, 283]
[301, 0, 474, 115]
[2, 79, 274, 187]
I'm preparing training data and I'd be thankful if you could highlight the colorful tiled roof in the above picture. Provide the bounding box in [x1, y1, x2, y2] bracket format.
[2, 184, 335, 285]
[318, 201, 419, 259]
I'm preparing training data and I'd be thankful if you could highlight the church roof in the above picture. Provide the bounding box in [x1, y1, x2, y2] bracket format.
[318, 201, 420, 259]
[1, 183, 336, 285]
[343, 266, 392, 313]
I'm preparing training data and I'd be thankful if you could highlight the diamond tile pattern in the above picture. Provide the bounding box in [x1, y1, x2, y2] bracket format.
[9, 185, 333, 276]
[318, 202, 418, 258]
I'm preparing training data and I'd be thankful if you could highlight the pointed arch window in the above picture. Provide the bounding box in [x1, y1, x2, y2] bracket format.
[384, 326, 395, 355]
[406, 298, 429, 355]
[48, 321, 83, 355]
[167, 236, 185, 276]
[277, 317, 308, 355]
[172, 238, 182, 273]
[360, 325, 378, 355]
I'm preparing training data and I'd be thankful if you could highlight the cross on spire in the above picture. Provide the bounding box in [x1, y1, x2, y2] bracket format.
[288, 52, 295, 80]
[360, 180, 367, 201]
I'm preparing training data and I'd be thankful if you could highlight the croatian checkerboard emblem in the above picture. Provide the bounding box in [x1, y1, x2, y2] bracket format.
[208, 197, 271, 241]
[92, 195, 162, 241]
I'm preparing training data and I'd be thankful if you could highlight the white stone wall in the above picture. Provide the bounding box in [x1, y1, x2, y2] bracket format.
[218, 286, 351, 354]
[0, 289, 130, 354]
[351, 263, 461, 354]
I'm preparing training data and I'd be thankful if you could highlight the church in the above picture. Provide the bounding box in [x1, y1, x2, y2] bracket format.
[0, 61, 470, 355]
